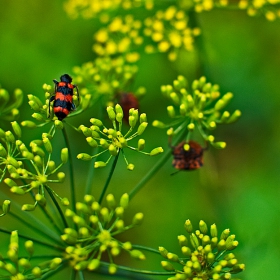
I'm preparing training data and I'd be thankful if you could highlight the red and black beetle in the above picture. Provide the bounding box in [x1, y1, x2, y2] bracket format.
[49, 74, 79, 121]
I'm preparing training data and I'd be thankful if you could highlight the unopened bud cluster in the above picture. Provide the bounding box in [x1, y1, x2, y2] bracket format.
[72, 56, 145, 107]
[153, 76, 241, 149]
[160, 219, 245, 279]
[77, 104, 163, 170]
[2, 131, 69, 209]
[0, 230, 62, 279]
[0, 86, 23, 121]
[62, 193, 145, 273]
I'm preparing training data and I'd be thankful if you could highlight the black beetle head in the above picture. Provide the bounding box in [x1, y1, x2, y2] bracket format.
[60, 74, 72, 83]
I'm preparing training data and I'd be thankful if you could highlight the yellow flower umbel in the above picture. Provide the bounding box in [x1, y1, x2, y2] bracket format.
[62, 193, 145, 274]
[160, 219, 245, 280]
[77, 104, 163, 170]
[143, 6, 201, 60]
[153, 75, 241, 149]
[93, 15, 143, 62]
[64, 0, 154, 20]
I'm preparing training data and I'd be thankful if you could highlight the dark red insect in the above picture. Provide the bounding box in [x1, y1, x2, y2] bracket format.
[172, 140, 204, 171]
[49, 74, 79, 121]
[118, 92, 139, 123]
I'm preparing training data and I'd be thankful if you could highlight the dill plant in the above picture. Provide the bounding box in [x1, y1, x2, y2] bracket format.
[2, 0, 278, 278]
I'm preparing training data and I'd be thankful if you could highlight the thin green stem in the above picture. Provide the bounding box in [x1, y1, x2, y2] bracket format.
[40, 263, 67, 280]
[45, 185, 68, 229]
[85, 149, 98, 195]
[0, 228, 64, 251]
[98, 152, 120, 204]
[100, 261, 175, 276]
[62, 126, 76, 211]
[129, 128, 188, 200]
[132, 244, 160, 255]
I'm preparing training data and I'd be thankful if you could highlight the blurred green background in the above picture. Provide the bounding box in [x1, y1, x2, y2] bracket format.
[1, 0, 280, 279]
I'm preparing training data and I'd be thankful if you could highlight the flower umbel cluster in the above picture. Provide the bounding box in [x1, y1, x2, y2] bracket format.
[0, 230, 62, 280]
[153, 75, 241, 149]
[78, 104, 163, 170]
[160, 219, 245, 280]
[0, 86, 23, 122]
[93, 15, 143, 62]
[143, 6, 201, 60]
[72, 56, 145, 108]
[2, 131, 69, 209]
[62, 193, 145, 274]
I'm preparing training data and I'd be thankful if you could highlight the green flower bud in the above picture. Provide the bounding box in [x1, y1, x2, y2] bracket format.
[5, 263, 17, 275]
[22, 151, 34, 160]
[10, 187, 25, 195]
[60, 148, 68, 164]
[54, 120, 64, 129]
[115, 206, 124, 218]
[152, 120, 166, 128]
[43, 137, 52, 153]
[193, 261, 201, 272]
[50, 258, 62, 270]
[187, 123, 195, 131]
[114, 219, 124, 230]
[130, 250, 145, 260]
[80, 94, 91, 110]
[190, 233, 199, 249]
[91, 201, 100, 212]
[210, 223, 218, 237]
[120, 193, 129, 209]
[217, 239, 226, 251]
[106, 194, 116, 209]
[19, 258, 31, 269]
[178, 235, 188, 247]
[32, 267, 42, 278]
[115, 104, 123, 121]
[132, 212, 144, 225]
[167, 252, 179, 262]
[199, 220, 208, 234]
[108, 263, 117, 274]
[90, 118, 103, 126]
[32, 112, 45, 122]
[221, 229, 230, 240]
[2, 200, 11, 215]
[73, 215, 86, 226]
[4, 178, 17, 187]
[33, 155, 43, 167]
[79, 227, 90, 238]
[211, 141, 227, 149]
[94, 161, 107, 168]
[159, 246, 169, 258]
[181, 246, 191, 257]
[107, 106, 116, 121]
[139, 113, 147, 123]
[0, 144, 7, 157]
[150, 147, 164, 156]
[5, 131, 15, 143]
[170, 92, 180, 104]
[129, 115, 137, 128]
[21, 120, 37, 128]
[226, 240, 238, 251]
[22, 204, 36, 211]
[11, 121, 21, 138]
[137, 122, 148, 135]
[77, 153, 92, 160]
[88, 259, 100, 271]
[28, 100, 40, 111]
[184, 219, 193, 233]
[47, 160, 56, 171]
[227, 109, 241, 123]
[220, 111, 230, 123]
[57, 172, 66, 182]
[24, 240, 34, 256]
[35, 194, 46, 206]
[100, 138, 109, 149]
[79, 125, 92, 137]
[180, 103, 187, 115]
[137, 139, 145, 151]
[167, 105, 176, 118]
[62, 197, 70, 206]
[109, 144, 118, 156]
